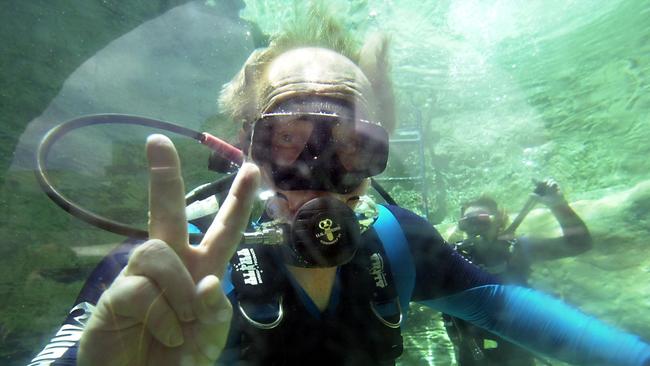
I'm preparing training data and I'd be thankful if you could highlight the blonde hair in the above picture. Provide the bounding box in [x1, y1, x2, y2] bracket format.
[218, 2, 395, 132]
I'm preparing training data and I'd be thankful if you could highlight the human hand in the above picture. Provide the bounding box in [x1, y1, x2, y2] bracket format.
[78, 134, 260, 366]
[533, 178, 567, 208]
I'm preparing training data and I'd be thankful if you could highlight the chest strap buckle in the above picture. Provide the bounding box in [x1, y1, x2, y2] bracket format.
[369, 298, 402, 329]
[238, 296, 284, 330]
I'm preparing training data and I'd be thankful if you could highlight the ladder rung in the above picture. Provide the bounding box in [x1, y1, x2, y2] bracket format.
[390, 137, 421, 143]
[375, 176, 425, 182]
[394, 130, 421, 136]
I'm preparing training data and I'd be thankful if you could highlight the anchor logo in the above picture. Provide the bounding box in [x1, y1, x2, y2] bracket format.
[319, 219, 334, 240]
[315, 218, 341, 244]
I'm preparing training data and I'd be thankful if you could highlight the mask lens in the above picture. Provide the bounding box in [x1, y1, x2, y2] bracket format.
[458, 212, 493, 235]
[269, 118, 314, 166]
[251, 113, 388, 193]
[252, 114, 334, 165]
[332, 123, 359, 170]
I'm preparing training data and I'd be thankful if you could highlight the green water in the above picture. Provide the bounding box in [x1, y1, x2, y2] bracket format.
[1, 0, 649, 365]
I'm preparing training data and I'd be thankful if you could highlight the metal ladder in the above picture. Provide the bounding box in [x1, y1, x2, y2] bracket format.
[374, 118, 430, 219]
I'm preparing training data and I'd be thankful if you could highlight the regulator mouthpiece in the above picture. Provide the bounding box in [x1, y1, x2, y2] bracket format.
[242, 196, 363, 267]
[287, 196, 361, 267]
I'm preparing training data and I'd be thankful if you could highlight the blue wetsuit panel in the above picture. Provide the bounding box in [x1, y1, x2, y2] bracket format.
[423, 284, 650, 366]
[374, 204, 416, 319]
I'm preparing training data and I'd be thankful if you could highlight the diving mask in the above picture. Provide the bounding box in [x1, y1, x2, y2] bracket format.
[458, 212, 495, 236]
[249, 98, 389, 194]
[243, 195, 379, 267]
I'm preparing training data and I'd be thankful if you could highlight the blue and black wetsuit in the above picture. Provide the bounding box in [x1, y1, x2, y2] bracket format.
[30, 205, 650, 365]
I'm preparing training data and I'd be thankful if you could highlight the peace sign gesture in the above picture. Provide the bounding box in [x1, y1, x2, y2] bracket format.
[79, 134, 260, 366]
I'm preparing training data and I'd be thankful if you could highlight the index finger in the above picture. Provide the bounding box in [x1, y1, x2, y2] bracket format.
[199, 162, 260, 278]
[146, 134, 189, 257]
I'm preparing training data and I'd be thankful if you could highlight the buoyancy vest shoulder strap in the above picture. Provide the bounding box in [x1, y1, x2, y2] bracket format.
[374, 205, 416, 320]
[230, 245, 286, 328]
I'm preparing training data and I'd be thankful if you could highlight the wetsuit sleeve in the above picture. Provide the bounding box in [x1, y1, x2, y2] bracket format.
[386, 206, 650, 365]
[28, 240, 140, 366]
[422, 285, 650, 366]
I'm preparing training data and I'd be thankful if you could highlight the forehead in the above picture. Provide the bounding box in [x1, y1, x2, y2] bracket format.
[260, 47, 375, 118]
[464, 205, 493, 215]
[266, 48, 362, 82]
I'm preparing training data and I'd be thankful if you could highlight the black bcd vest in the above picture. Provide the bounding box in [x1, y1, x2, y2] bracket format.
[229, 228, 404, 365]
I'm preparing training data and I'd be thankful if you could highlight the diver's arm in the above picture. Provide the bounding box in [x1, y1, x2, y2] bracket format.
[523, 180, 592, 261]
[422, 284, 650, 366]
[521, 205, 592, 261]
[409, 228, 648, 365]
[391, 206, 648, 366]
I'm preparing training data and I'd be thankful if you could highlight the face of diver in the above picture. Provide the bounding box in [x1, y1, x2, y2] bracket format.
[256, 109, 373, 220]
[459, 205, 500, 242]
[249, 48, 387, 221]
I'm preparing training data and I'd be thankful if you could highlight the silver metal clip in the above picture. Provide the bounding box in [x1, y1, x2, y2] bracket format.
[238, 296, 284, 330]
[369, 298, 403, 329]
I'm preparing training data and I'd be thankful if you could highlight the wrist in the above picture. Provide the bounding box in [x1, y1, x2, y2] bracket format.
[546, 198, 568, 210]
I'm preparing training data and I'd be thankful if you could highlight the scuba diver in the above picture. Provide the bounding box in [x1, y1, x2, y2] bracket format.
[30, 13, 650, 366]
[444, 180, 593, 366]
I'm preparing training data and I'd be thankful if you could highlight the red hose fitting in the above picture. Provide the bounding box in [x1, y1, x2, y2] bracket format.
[200, 132, 244, 166]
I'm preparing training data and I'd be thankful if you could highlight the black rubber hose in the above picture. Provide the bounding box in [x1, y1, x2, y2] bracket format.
[371, 177, 398, 206]
[185, 174, 236, 205]
[35, 114, 207, 241]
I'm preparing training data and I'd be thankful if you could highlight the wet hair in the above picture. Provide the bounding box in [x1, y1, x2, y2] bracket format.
[460, 195, 510, 233]
[218, 3, 359, 126]
[271, 2, 360, 63]
[218, 1, 395, 133]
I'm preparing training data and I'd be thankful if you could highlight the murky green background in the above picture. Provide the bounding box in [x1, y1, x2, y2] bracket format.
[1, 1, 649, 365]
